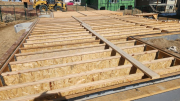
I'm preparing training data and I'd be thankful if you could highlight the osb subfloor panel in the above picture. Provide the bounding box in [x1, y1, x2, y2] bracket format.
[87, 78, 180, 101]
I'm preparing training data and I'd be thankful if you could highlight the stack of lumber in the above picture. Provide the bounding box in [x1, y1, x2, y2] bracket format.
[0, 11, 180, 101]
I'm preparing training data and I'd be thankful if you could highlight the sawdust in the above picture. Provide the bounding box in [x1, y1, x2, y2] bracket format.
[0, 19, 35, 58]
[0, 20, 26, 28]
[0, 27, 25, 58]
[146, 38, 180, 57]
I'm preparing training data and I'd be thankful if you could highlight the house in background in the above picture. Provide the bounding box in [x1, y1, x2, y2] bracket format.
[136, 0, 178, 13]
[81, 0, 135, 11]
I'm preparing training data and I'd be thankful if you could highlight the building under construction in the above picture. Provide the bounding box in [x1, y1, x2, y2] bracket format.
[81, 0, 135, 10]
[0, 11, 180, 100]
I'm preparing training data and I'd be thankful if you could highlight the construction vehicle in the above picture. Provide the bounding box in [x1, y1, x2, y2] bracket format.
[33, 0, 67, 12]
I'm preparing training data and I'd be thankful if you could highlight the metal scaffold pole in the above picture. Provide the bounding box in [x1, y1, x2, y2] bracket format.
[0, 6, 2, 22]
[13, 5, 16, 21]
[24, 6, 27, 20]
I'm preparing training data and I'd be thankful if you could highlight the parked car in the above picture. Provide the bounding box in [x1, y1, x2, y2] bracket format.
[66, 1, 74, 5]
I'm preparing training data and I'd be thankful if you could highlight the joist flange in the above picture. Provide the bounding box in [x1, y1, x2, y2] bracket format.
[72, 16, 160, 79]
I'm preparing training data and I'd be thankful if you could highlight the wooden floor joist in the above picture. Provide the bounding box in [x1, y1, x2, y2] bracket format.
[1, 11, 180, 100]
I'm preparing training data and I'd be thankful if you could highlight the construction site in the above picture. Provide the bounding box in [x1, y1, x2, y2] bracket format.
[0, 0, 180, 100]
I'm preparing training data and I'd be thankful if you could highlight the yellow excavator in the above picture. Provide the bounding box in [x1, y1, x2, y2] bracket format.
[33, 0, 67, 12]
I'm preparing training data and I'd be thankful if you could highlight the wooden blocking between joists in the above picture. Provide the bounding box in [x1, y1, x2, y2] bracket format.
[4, 50, 158, 85]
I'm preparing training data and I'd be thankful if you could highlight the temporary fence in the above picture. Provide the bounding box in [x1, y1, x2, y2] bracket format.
[0, 5, 39, 22]
[0, 4, 179, 22]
